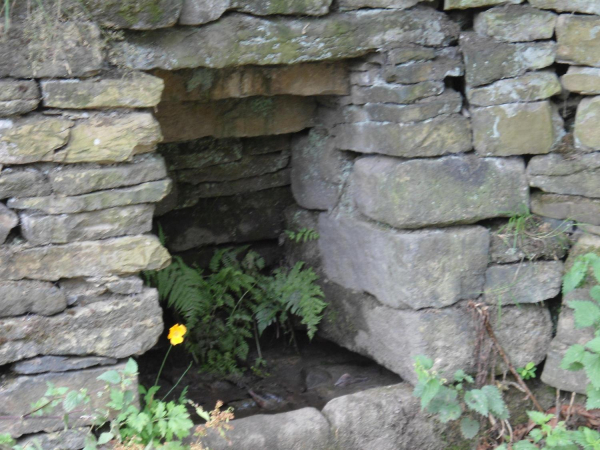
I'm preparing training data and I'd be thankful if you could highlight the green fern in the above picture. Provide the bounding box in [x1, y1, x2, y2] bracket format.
[284, 228, 320, 244]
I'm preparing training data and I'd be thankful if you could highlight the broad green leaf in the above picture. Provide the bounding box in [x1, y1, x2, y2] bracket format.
[124, 358, 138, 376]
[587, 336, 600, 354]
[460, 417, 480, 439]
[97, 432, 113, 445]
[587, 385, 600, 410]
[591, 286, 600, 303]
[420, 378, 441, 409]
[564, 259, 588, 294]
[570, 301, 600, 329]
[62, 391, 80, 413]
[454, 369, 474, 384]
[514, 440, 540, 450]
[561, 344, 586, 371]
[583, 351, 600, 389]
[465, 389, 488, 416]
[527, 411, 553, 425]
[592, 259, 600, 285]
[96, 370, 121, 385]
[414, 355, 433, 370]
[482, 385, 509, 420]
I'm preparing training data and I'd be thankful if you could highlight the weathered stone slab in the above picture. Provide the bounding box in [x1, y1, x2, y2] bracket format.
[199, 408, 331, 450]
[104, 276, 144, 295]
[157, 63, 348, 102]
[161, 187, 294, 251]
[460, 32, 555, 87]
[484, 261, 563, 305]
[157, 97, 315, 142]
[0, 287, 162, 366]
[472, 101, 562, 156]
[0, 203, 18, 244]
[531, 0, 600, 16]
[532, 192, 600, 226]
[17, 429, 88, 450]
[557, 15, 600, 67]
[20, 205, 154, 245]
[49, 154, 168, 196]
[291, 129, 350, 211]
[0, 280, 67, 317]
[59, 278, 109, 306]
[0, 168, 51, 199]
[338, 0, 433, 9]
[12, 356, 117, 375]
[562, 67, 600, 95]
[466, 72, 561, 107]
[474, 5, 556, 42]
[319, 212, 489, 309]
[8, 179, 171, 214]
[0, 235, 170, 281]
[528, 153, 600, 198]
[113, 9, 459, 70]
[319, 282, 551, 383]
[179, 0, 229, 25]
[0, 363, 129, 438]
[0, 80, 40, 116]
[0, 22, 103, 78]
[383, 55, 463, 84]
[350, 81, 443, 105]
[445, 0, 522, 9]
[352, 155, 528, 229]
[387, 45, 436, 65]
[575, 97, 600, 151]
[335, 114, 471, 158]
[160, 138, 243, 170]
[231, 0, 331, 16]
[41, 73, 164, 109]
[0, 115, 73, 164]
[55, 112, 162, 164]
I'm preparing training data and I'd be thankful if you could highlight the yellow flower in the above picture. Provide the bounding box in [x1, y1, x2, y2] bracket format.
[168, 324, 187, 346]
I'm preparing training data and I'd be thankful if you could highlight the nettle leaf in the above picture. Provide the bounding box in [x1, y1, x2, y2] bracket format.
[587, 336, 600, 354]
[427, 386, 461, 423]
[583, 351, 600, 389]
[97, 432, 113, 446]
[527, 411, 553, 425]
[569, 301, 600, 329]
[590, 286, 600, 304]
[592, 258, 600, 285]
[482, 385, 509, 420]
[587, 385, 600, 410]
[465, 389, 488, 416]
[420, 378, 441, 409]
[561, 344, 586, 371]
[460, 417, 480, 439]
[454, 369, 474, 384]
[97, 370, 121, 385]
[514, 440, 540, 450]
[62, 391, 80, 413]
[123, 358, 138, 376]
[563, 259, 588, 294]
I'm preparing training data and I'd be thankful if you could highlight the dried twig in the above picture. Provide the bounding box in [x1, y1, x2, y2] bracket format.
[566, 392, 576, 423]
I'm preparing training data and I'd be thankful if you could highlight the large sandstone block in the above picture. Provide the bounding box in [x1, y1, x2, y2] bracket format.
[472, 101, 562, 156]
[532, 192, 600, 226]
[466, 72, 561, 107]
[335, 114, 472, 158]
[445, 0, 522, 9]
[528, 153, 600, 198]
[319, 281, 552, 383]
[562, 67, 600, 95]
[291, 128, 350, 211]
[179, 0, 229, 25]
[41, 73, 164, 109]
[460, 32, 555, 87]
[0, 80, 40, 117]
[338, 0, 433, 10]
[231, 0, 332, 16]
[474, 5, 556, 42]
[0, 168, 51, 199]
[0, 235, 170, 281]
[56, 112, 162, 164]
[0, 203, 18, 244]
[557, 15, 600, 67]
[8, 179, 172, 214]
[113, 9, 459, 70]
[349, 81, 443, 105]
[0, 115, 73, 165]
[532, 0, 600, 17]
[157, 97, 315, 142]
[0, 281, 67, 317]
[352, 155, 528, 229]
[12, 356, 118, 375]
[383, 54, 463, 84]
[318, 212, 489, 309]
[575, 97, 600, 151]
[0, 22, 103, 78]
[0, 287, 163, 366]
[157, 63, 349, 102]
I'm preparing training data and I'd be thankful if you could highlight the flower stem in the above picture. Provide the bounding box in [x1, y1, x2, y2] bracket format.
[154, 345, 172, 388]
[161, 361, 193, 402]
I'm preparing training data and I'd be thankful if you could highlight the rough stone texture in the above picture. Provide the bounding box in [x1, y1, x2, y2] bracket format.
[528, 153, 600, 198]
[0, 281, 67, 317]
[445, 0, 522, 9]
[231, 0, 332, 16]
[41, 73, 164, 109]
[0, 202, 18, 244]
[49, 154, 168, 196]
[352, 155, 528, 229]
[335, 114, 471, 158]
[530, 0, 600, 15]
[179, 0, 229, 25]
[484, 261, 563, 305]
[160, 187, 294, 252]
[562, 67, 600, 95]
[319, 281, 552, 383]
[157, 63, 349, 102]
[466, 72, 561, 107]
[0, 168, 51, 199]
[532, 192, 600, 226]
[0, 22, 103, 78]
[113, 9, 460, 70]
[291, 129, 350, 211]
[157, 97, 316, 142]
[338, 0, 433, 10]
[575, 97, 600, 151]
[160, 137, 244, 170]
[283, 205, 321, 270]
[0, 363, 129, 438]
[0, 287, 163, 366]
[20, 205, 155, 245]
[557, 15, 600, 67]
[318, 212, 489, 309]
[322, 383, 449, 450]
[16, 429, 88, 450]
[383, 55, 463, 84]
[8, 179, 172, 214]
[474, 5, 556, 42]
[472, 101, 562, 156]
[55, 112, 163, 164]
[0, 115, 73, 165]
[0, 80, 40, 116]
[12, 356, 118, 375]
[460, 32, 555, 87]
[104, 276, 144, 295]
[199, 407, 332, 450]
[387, 45, 436, 65]
[349, 81, 444, 105]
[0, 235, 170, 281]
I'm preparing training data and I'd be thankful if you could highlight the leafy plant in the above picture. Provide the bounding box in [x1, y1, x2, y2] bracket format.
[284, 228, 320, 244]
[517, 362, 537, 381]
